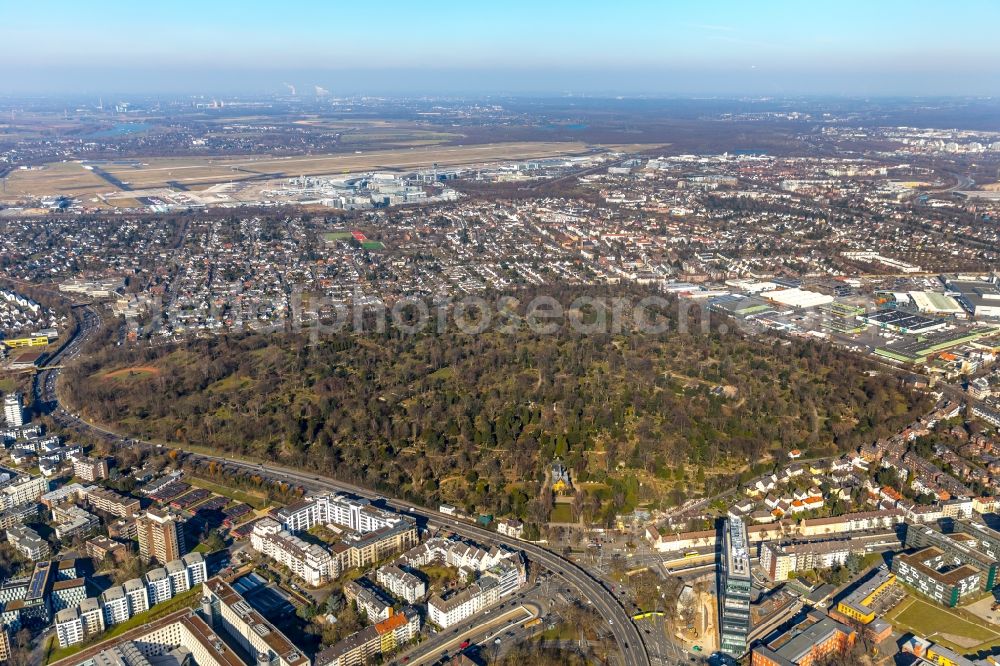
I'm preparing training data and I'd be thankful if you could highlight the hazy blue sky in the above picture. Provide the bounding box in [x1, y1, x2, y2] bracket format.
[2, 0, 998, 96]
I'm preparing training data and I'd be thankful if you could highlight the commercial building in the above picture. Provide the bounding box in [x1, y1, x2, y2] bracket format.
[201, 576, 310, 666]
[894, 547, 983, 607]
[720, 512, 752, 657]
[751, 611, 856, 666]
[24, 560, 55, 622]
[49, 608, 245, 666]
[955, 520, 1000, 564]
[834, 566, 896, 625]
[947, 279, 1000, 319]
[136, 507, 187, 563]
[904, 523, 997, 589]
[51, 578, 87, 613]
[3, 393, 24, 427]
[760, 540, 852, 582]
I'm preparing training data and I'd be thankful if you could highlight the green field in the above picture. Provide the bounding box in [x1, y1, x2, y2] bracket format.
[361, 241, 385, 250]
[323, 231, 353, 241]
[886, 595, 1000, 654]
[550, 503, 575, 524]
[187, 475, 269, 510]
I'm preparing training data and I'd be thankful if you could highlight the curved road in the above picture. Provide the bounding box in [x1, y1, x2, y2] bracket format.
[34, 305, 650, 666]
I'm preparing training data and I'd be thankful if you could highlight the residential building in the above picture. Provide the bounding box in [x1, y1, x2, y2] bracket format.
[166, 559, 191, 595]
[100, 585, 130, 626]
[54, 607, 86, 648]
[72, 457, 109, 482]
[183, 552, 207, 586]
[6, 523, 50, 560]
[760, 540, 852, 582]
[85, 535, 126, 564]
[136, 507, 186, 563]
[83, 486, 140, 518]
[146, 567, 172, 605]
[315, 607, 419, 666]
[251, 518, 334, 586]
[0, 473, 48, 511]
[496, 518, 524, 539]
[344, 579, 394, 623]
[52, 504, 99, 540]
[376, 565, 426, 604]
[124, 578, 149, 615]
[47, 608, 244, 666]
[4, 393, 24, 427]
[427, 562, 522, 628]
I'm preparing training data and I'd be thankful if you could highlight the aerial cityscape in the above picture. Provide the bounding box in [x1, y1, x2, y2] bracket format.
[2, 2, 1000, 666]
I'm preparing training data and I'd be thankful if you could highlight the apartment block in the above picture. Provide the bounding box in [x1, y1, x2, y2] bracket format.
[6, 523, 50, 560]
[376, 564, 426, 604]
[83, 486, 140, 518]
[72, 457, 109, 482]
[315, 607, 419, 666]
[137, 507, 187, 563]
[760, 539, 853, 582]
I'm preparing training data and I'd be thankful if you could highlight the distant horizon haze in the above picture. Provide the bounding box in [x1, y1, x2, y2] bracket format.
[2, 0, 999, 96]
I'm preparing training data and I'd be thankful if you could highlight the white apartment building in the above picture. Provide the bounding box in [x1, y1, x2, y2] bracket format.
[165, 559, 190, 595]
[760, 540, 852, 582]
[274, 493, 403, 534]
[145, 568, 172, 605]
[101, 586, 130, 626]
[182, 552, 207, 586]
[375, 565, 426, 604]
[55, 607, 86, 648]
[4, 393, 24, 427]
[124, 578, 149, 615]
[427, 561, 523, 628]
[251, 518, 334, 586]
[0, 473, 48, 511]
[6, 524, 50, 560]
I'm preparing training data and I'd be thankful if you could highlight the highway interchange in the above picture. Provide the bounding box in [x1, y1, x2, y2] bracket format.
[33, 305, 654, 666]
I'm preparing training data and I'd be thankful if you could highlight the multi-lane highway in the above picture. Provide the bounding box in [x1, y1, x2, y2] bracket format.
[34, 305, 651, 666]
